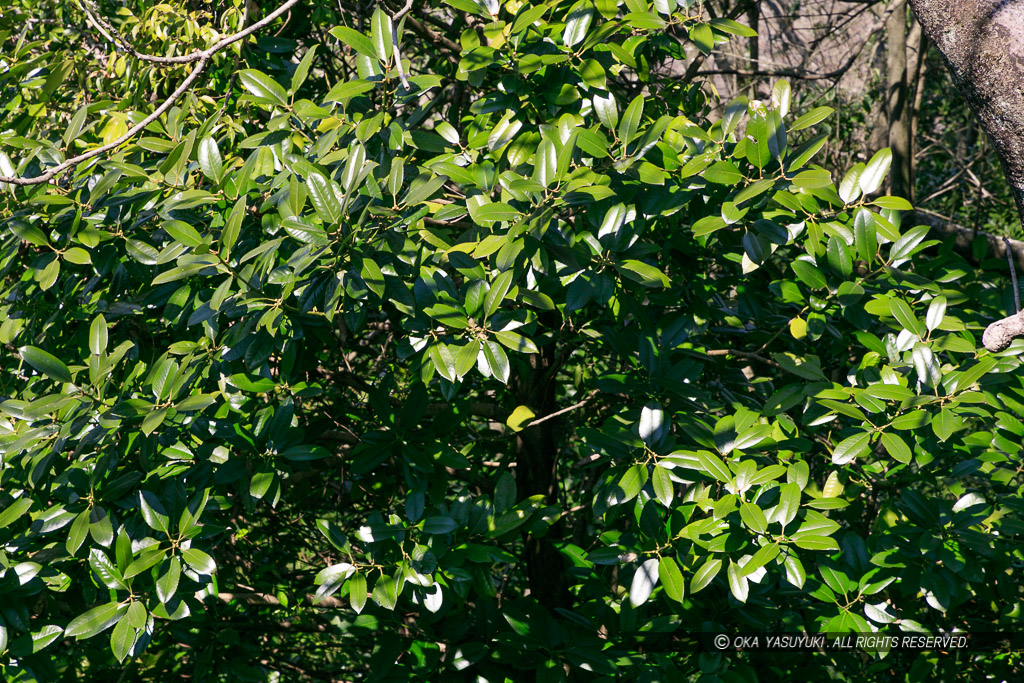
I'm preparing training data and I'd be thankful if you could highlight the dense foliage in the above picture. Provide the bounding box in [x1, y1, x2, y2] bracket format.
[1, 1, 1023, 680]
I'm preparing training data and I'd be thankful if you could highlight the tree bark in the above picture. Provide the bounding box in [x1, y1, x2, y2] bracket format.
[888, 1, 913, 200]
[907, 0, 1024, 229]
[514, 347, 571, 611]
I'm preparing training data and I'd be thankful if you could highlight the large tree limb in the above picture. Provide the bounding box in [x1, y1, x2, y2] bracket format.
[0, 0, 301, 187]
[907, 1, 1024, 229]
[908, 2, 1024, 350]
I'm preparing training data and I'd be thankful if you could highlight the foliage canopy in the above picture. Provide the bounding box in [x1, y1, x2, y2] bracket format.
[1, 0, 1023, 680]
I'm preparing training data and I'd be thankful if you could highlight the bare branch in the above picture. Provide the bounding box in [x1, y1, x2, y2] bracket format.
[528, 390, 599, 428]
[705, 348, 780, 367]
[983, 311, 1024, 353]
[391, 1, 414, 90]
[0, 0, 301, 187]
[205, 590, 346, 608]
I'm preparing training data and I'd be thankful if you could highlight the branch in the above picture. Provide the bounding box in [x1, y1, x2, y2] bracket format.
[0, 0, 301, 187]
[206, 590, 347, 609]
[404, 15, 461, 60]
[390, 0, 414, 90]
[528, 390, 599, 428]
[912, 208, 1024, 271]
[705, 348, 780, 367]
[983, 311, 1024, 353]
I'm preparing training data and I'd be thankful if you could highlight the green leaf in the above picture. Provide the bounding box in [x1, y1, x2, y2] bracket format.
[563, 1, 595, 47]
[859, 148, 892, 195]
[141, 408, 167, 436]
[743, 543, 780, 576]
[703, 160, 742, 185]
[89, 315, 108, 355]
[156, 556, 181, 604]
[832, 432, 870, 465]
[826, 235, 853, 277]
[329, 26, 378, 59]
[821, 471, 844, 498]
[926, 295, 947, 332]
[472, 202, 520, 225]
[709, 17, 757, 37]
[592, 90, 619, 130]
[422, 516, 458, 534]
[872, 195, 913, 210]
[182, 548, 216, 575]
[791, 169, 832, 189]
[371, 9, 394, 64]
[110, 613, 136, 663]
[372, 574, 400, 610]
[19, 346, 72, 383]
[689, 22, 714, 55]
[66, 510, 90, 555]
[659, 556, 685, 603]
[507, 405, 536, 432]
[65, 602, 128, 640]
[139, 490, 170, 534]
[579, 58, 606, 89]
[773, 482, 801, 528]
[0, 498, 33, 529]
[618, 94, 644, 145]
[617, 464, 648, 503]
[482, 341, 510, 384]
[690, 557, 722, 594]
[485, 270, 514, 318]
[617, 260, 669, 287]
[305, 172, 344, 224]
[698, 451, 733, 483]
[739, 501, 768, 534]
[726, 561, 749, 602]
[493, 330, 539, 354]
[324, 78, 376, 102]
[9, 219, 50, 246]
[784, 554, 807, 588]
[932, 407, 959, 442]
[888, 298, 922, 336]
[789, 106, 834, 132]
[881, 432, 912, 464]
[239, 69, 288, 105]
[652, 465, 674, 507]
[793, 535, 840, 551]
[198, 137, 223, 183]
[349, 572, 367, 613]
[290, 44, 318, 93]
[629, 558, 659, 606]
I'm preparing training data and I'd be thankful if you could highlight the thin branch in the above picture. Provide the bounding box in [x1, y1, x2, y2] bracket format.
[528, 390, 599, 428]
[403, 15, 460, 61]
[1, 0, 301, 186]
[705, 348, 780, 367]
[206, 590, 346, 608]
[390, 1, 414, 90]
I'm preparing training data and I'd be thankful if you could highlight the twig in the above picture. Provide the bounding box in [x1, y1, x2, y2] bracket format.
[404, 15, 460, 58]
[1005, 236, 1020, 314]
[528, 390, 599, 428]
[205, 590, 346, 608]
[1, 0, 301, 186]
[705, 348, 780, 367]
[390, 1, 413, 91]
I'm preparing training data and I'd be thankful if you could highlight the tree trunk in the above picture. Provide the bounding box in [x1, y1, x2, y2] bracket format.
[906, 13, 925, 200]
[514, 347, 571, 611]
[888, 0, 912, 200]
[907, 0, 1024, 230]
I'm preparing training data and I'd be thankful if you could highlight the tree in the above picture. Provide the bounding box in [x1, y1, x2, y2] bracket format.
[908, 0, 1024, 352]
[1, 1, 1023, 681]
